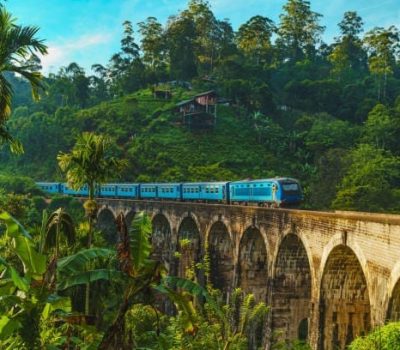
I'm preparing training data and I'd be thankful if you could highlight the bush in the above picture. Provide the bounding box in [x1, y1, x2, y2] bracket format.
[349, 322, 400, 350]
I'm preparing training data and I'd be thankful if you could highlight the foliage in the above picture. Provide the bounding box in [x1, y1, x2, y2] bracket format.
[349, 322, 400, 350]
[333, 144, 400, 212]
[57, 132, 127, 200]
[0, 7, 47, 152]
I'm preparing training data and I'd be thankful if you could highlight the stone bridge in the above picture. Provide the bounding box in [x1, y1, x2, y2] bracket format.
[94, 198, 400, 350]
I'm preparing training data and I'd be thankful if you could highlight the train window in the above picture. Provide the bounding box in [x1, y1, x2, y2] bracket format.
[216, 188, 219, 193]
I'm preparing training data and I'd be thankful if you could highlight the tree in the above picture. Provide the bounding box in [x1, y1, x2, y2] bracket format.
[329, 11, 367, 78]
[237, 16, 276, 66]
[0, 7, 47, 152]
[363, 104, 394, 149]
[166, 14, 198, 80]
[109, 21, 144, 95]
[186, 0, 218, 73]
[332, 144, 400, 212]
[277, 0, 325, 61]
[138, 17, 166, 73]
[364, 26, 400, 100]
[57, 132, 126, 246]
[57, 132, 127, 315]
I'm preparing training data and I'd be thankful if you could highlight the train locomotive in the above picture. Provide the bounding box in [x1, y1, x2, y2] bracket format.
[36, 177, 303, 207]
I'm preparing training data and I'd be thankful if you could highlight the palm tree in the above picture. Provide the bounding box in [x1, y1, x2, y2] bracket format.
[0, 7, 47, 151]
[57, 132, 127, 315]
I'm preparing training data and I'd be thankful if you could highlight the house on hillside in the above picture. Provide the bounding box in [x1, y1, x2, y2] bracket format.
[176, 90, 217, 130]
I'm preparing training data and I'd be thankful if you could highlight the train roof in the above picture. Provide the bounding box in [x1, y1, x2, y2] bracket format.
[183, 181, 229, 186]
[230, 177, 299, 184]
[140, 182, 181, 186]
[100, 183, 140, 186]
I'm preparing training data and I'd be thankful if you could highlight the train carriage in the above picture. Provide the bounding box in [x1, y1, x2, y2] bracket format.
[63, 183, 89, 196]
[36, 182, 62, 194]
[139, 183, 158, 199]
[116, 183, 139, 198]
[182, 183, 201, 200]
[156, 183, 181, 200]
[182, 182, 229, 202]
[199, 182, 228, 202]
[99, 184, 118, 197]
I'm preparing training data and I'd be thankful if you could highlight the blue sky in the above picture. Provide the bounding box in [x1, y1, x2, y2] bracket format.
[7, 0, 400, 75]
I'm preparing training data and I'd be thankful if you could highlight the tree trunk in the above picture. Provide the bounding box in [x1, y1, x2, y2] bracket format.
[85, 183, 95, 316]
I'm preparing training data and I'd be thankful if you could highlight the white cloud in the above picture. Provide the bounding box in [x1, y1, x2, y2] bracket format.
[40, 33, 112, 75]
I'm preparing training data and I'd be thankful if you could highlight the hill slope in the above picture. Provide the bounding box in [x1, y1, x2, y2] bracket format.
[0, 88, 281, 183]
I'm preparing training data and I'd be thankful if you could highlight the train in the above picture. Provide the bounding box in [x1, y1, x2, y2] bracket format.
[36, 177, 303, 207]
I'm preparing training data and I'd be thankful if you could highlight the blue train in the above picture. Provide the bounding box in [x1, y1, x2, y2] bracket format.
[36, 177, 303, 207]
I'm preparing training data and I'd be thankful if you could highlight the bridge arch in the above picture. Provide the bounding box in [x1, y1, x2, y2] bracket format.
[207, 221, 234, 297]
[151, 213, 173, 273]
[238, 226, 268, 302]
[97, 207, 118, 245]
[177, 215, 201, 279]
[319, 244, 371, 350]
[124, 209, 136, 228]
[272, 232, 312, 343]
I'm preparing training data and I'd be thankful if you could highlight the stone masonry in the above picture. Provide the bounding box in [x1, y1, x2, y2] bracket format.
[94, 199, 400, 350]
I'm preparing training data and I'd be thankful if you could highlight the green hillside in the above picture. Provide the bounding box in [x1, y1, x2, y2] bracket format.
[0, 88, 279, 182]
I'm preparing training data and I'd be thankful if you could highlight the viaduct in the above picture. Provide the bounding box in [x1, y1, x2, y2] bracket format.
[94, 198, 400, 350]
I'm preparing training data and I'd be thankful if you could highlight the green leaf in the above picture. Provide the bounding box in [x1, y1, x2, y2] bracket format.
[0, 256, 28, 292]
[42, 295, 72, 319]
[13, 235, 46, 276]
[57, 269, 123, 290]
[0, 212, 31, 239]
[9, 267, 29, 292]
[57, 248, 114, 275]
[130, 211, 152, 270]
[157, 276, 225, 321]
[0, 316, 21, 340]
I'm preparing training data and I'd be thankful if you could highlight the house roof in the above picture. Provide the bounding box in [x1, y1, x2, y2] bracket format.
[176, 99, 194, 107]
[194, 90, 216, 98]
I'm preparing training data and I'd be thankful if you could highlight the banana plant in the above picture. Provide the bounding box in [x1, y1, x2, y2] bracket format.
[0, 212, 71, 348]
[98, 211, 164, 350]
[42, 208, 76, 258]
